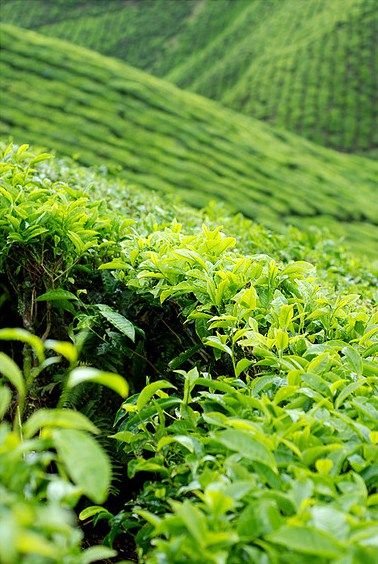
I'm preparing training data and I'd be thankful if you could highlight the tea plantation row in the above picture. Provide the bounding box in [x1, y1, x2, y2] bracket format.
[2, 0, 376, 155]
[1, 24, 377, 258]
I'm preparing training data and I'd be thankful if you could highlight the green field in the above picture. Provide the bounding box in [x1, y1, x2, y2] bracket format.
[2, 0, 376, 155]
[1, 3, 378, 562]
[1, 23, 377, 257]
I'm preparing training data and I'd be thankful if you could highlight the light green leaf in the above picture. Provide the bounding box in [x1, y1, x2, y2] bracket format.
[17, 532, 57, 558]
[53, 429, 111, 503]
[342, 345, 363, 375]
[80, 547, 117, 564]
[281, 262, 314, 278]
[235, 358, 254, 377]
[96, 304, 135, 342]
[0, 352, 24, 398]
[172, 500, 207, 544]
[36, 289, 78, 302]
[233, 286, 257, 309]
[157, 435, 195, 453]
[98, 259, 130, 270]
[0, 386, 11, 419]
[0, 328, 44, 363]
[137, 380, 176, 412]
[204, 336, 232, 357]
[24, 408, 98, 438]
[214, 429, 277, 470]
[79, 506, 112, 521]
[266, 525, 344, 558]
[68, 367, 128, 398]
[44, 340, 78, 364]
[278, 304, 294, 329]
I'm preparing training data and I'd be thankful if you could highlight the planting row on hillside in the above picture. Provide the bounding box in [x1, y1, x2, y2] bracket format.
[1, 24, 377, 257]
[1, 146, 377, 562]
[2, 0, 376, 155]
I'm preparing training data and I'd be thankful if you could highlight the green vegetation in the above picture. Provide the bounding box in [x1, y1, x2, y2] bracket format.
[1, 1, 377, 559]
[1, 145, 377, 562]
[1, 24, 377, 257]
[2, 0, 376, 155]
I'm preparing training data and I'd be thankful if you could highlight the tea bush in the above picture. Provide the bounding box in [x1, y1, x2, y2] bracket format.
[0, 146, 377, 562]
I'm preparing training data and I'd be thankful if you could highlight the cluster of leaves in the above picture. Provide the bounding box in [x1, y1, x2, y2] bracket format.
[1, 146, 377, 562]
[89, 220, 378, 562]
[0, 328, 128, 563]
[0, 143, 132, 335]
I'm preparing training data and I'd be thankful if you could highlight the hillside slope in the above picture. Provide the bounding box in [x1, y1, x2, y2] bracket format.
[1, 0, 376, 155]
[0, 24, 377, 256]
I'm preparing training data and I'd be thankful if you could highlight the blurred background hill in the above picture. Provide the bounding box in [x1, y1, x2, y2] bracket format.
[2, 0, 376, 156]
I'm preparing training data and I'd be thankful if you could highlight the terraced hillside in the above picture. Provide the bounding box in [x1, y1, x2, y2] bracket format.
[1, 24, 377, 256]
[2, 0, 376, 155]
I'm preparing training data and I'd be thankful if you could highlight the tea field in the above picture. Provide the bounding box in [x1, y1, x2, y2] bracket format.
[0, 144, 377, 563]
[1, 0, 376, 155]
[1, 24, 378, 257]
[0, 3, 377, 563]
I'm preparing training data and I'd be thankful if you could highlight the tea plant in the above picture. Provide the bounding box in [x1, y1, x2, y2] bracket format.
[0, 328, 128, 563]
[83, 201, 377, 561]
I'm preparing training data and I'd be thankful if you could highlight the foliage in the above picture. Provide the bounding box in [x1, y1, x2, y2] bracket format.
[0, 328, 127, 563]
[0, 143, 131, 336]
[93, 175, 377, 562]
[1, 24, 378, 257]
[1, 147, 377, 562]
[1, 0, 376, 155]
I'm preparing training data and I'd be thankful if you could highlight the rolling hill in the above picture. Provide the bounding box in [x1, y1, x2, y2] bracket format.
[1, 23, 377, 256]
[1, 0, 376, 156]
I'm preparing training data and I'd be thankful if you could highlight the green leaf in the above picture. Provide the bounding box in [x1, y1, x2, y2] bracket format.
[0, 328, 44, 363]
[79, 506, 112, 521]
[30, 152, 51, 165]
[157, 435, 195, 453]
[238, 499, 283, 540]
[214, 429, 277, 470]
[278, 304, 294, 329]
[335, 381, 364, 409]
[17, 532, 57, 558]
[136, 380, 176, 412]
[44, 340, 78, 364]
[281, 261, 314, 278]
[96, 304, 135, 342]
[168, 344, 201, 369]
[266, 525, 344, 558]
[204, 336, 232, 357]
[0, 386, 11, 419]
[342, 345, 363, 375]
[98, 259, 130, 270]
[36, 289, 78, 302]
[80, 547, 117, 563]
[53, 429, 111, 503]
[0, 352, 24, 398]
[68, 367, 128, 398]
[172, 500, 207, 544]
[235, 358, 254, 377]
[23, 408, 98, 438]
[233, 286, 257, 309]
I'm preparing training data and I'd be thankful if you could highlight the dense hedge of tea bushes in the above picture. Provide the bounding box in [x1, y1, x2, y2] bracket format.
[2, 0, 376, 156]
[1, 24, 378, 258]
[0, 146, 377, 562]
